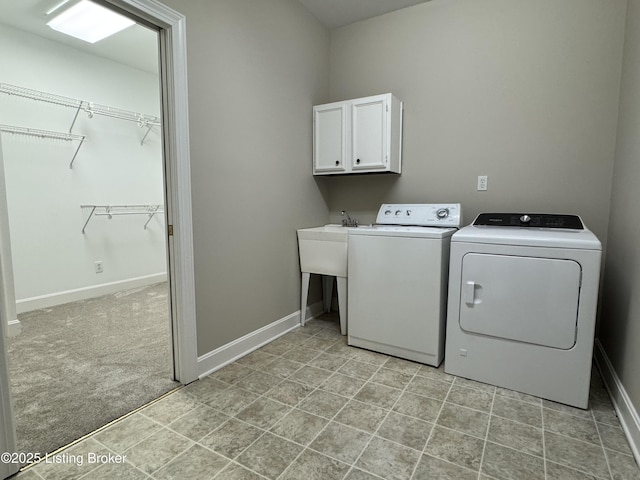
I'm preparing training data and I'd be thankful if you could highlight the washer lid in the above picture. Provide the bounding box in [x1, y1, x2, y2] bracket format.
[349, 225, 457, 239]
[452, 224, 601, 250]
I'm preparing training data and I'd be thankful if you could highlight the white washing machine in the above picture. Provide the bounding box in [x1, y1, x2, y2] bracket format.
[347, 204, 461, 366]
[445, 213, 602, 408]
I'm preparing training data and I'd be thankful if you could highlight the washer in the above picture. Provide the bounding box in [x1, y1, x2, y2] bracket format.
[347, 204, 461, 366]
[444, 213, 602, 408]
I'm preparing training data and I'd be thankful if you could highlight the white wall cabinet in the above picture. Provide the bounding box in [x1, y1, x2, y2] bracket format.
[313, 93, 402, 175]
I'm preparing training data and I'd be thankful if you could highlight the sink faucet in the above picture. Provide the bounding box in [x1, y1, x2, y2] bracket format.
[341, 210, 358, 227]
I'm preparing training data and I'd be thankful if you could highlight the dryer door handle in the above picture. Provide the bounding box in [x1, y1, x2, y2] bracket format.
[465, 281, 476, 305]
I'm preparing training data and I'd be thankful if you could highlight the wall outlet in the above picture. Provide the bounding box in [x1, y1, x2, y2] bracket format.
[94, 261, 104, 274]
[477, 175, 488, 191]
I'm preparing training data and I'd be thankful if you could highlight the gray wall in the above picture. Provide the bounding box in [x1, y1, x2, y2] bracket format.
[160, 0, 632, 370]
[161, 0, 330, 355]
[600, 0, 640, 420]
[325, 0, 626, 243]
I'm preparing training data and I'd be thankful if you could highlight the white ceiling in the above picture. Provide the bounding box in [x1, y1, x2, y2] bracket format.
[0, 0, 431, 74]
[298, 0, 431, 29]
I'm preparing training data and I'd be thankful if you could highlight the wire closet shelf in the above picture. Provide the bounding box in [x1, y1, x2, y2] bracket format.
[0, 82, 160, 144]
[81, 204, 164, 233]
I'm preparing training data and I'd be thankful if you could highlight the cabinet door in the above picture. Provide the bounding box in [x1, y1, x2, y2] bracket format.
[351, 96, 387, 171]
[313, 104, 347, 173]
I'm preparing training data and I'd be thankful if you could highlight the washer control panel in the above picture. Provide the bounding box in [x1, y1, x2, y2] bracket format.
[376, 204, 462, 227]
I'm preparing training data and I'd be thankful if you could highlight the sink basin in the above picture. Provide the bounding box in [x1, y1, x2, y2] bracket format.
[297, 224, 348, 276]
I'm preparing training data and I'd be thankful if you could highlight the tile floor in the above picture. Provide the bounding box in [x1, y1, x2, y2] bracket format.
[16, 314, 640, 480]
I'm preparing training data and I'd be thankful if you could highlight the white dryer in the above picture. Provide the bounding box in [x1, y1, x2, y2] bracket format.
[444, 213, 602, 409]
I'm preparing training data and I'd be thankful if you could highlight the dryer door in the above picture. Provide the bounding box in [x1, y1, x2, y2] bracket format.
[459, 253, 581, 349]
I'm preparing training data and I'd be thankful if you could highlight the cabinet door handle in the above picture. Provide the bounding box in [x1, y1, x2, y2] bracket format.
[335, 160, 340, 166]
[356, 158, 361, 164]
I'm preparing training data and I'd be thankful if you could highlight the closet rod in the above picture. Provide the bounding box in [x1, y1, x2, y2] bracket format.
[0, 83, 160, 128]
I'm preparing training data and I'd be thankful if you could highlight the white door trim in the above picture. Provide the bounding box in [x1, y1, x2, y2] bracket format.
[0, 128, 18, 479]
[0, 4, 195, 476]
[103, 0, 198, 384]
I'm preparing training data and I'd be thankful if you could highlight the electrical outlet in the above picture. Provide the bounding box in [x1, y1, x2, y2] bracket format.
[94, 261, 103, 274]
[477, 175, 488, 191]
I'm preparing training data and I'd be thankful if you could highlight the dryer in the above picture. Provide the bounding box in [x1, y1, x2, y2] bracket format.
[444, 213, 602, 409]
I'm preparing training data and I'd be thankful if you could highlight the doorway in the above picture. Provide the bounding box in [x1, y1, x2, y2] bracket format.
[0, 0, 197, 473]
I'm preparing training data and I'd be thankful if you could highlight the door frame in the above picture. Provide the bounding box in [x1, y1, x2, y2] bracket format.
[100, 0, 198, 384]
[0, 3, 197, 475]
[0, 135, 18, 480]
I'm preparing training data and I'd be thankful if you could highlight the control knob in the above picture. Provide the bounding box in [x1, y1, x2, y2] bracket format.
[436, 208, 449, 219]
[395, 210, 402, 215]
[520, 215, 531, 223]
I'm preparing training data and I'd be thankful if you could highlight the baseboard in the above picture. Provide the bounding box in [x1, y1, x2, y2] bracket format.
[594, 339, 640, 464]
[7, 319, 21, 337]
[15, 273, 167, 314]
[304, 300, 325, 323]
[197, 301, 325, 378]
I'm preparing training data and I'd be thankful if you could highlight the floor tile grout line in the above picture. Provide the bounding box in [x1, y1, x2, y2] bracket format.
[204, 325, 358, 479]
[188, 352, 313, 475]
[541, 398, 547, 480]
[210, 458, 271, 480]
[484, 410, 544, 431]
[122, 423, 197, 478]
[214, 350, 326, 473]
[79, 455, 153, 480]
[268, 322, 370, 479]
[77, 436, 157, 480]
[408, 375, 456, 480]
[544, 459, 612, 480]
[593, 409, 616, 480]
[477, 433, 612, 480]
[338, 353, 413, 479]
[476, 382, 497, 480]
[317, 353, 400, 478]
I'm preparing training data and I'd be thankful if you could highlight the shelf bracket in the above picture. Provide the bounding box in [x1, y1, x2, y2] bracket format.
[81, 205, 97, 234]
[143, 205, 161, 229]
[140, 123, 154, 146]
[69, 103, 83, 133]
[68, 135, 86, 169]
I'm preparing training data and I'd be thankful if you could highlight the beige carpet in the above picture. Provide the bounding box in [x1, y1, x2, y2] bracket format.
[7, 282, 179, 457]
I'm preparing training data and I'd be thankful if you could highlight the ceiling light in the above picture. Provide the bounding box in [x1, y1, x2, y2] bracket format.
[46, 0, 135, 44]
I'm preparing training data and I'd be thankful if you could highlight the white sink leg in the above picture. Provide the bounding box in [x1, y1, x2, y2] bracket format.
[337, 276, 347, 335]
[300, 272, 310, 326]
[322, 275, 334, 313]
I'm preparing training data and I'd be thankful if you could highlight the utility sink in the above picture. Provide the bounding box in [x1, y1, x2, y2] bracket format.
[297, 224, 349, 335]
[297, 224, 348, 277]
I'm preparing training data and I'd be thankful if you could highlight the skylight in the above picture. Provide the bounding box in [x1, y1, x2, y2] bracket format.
[47, 0, 135, 44]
